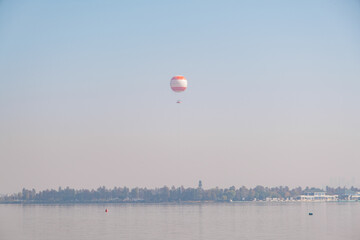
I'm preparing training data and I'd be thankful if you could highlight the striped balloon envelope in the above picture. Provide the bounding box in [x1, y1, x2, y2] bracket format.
[170, 76, 187, 92]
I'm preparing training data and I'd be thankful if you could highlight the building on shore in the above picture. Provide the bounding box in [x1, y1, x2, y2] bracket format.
[344, 190, 360, 201]
[350, 193, 360, 201]
[299, 192, 338, 202]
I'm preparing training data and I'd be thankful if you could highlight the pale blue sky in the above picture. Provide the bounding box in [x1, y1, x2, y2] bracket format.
[1, 0, 359, 193]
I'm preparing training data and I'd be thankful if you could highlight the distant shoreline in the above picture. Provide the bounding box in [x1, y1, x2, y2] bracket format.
[1, 200, 358, 205]
[1, 185, 359, 203]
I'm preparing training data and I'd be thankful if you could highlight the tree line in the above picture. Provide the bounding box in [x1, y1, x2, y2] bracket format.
[1, 183, 359, 203]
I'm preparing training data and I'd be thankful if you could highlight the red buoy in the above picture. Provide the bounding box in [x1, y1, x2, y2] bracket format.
[105, 209, 108, 213]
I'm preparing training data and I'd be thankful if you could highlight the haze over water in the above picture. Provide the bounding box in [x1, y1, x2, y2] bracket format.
[1, 202, 359, 240]
[1, 1, 359, 239]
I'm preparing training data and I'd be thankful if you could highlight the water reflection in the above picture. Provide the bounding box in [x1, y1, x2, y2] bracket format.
[0, 202, 359, 240]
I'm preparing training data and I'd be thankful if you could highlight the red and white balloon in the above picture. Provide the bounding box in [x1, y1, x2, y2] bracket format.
[170, 76, 187, 93]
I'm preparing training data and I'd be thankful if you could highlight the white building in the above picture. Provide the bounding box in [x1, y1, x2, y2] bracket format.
[300, 192, 338, 202]
[345, 191, 360, 201]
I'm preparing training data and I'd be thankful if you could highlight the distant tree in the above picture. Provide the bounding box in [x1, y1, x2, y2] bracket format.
[130, 187, 139, 200]
[238, 186, 249, 201]
[254, 185, 267, 200]
[225, 188, 236, 201]
[160, 186, 170, 202]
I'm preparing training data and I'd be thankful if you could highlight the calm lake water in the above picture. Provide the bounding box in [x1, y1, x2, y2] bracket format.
[0, 202, 359, 240]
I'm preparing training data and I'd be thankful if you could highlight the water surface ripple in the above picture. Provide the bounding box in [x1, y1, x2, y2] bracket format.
[1, 202, 359, 240]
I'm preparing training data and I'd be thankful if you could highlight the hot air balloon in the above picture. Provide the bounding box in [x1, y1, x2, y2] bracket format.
[170, 76, 187, 103]
[170, 75, 187, 93]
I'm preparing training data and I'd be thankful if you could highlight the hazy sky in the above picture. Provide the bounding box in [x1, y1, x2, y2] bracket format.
[1, 0, 359, 193]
